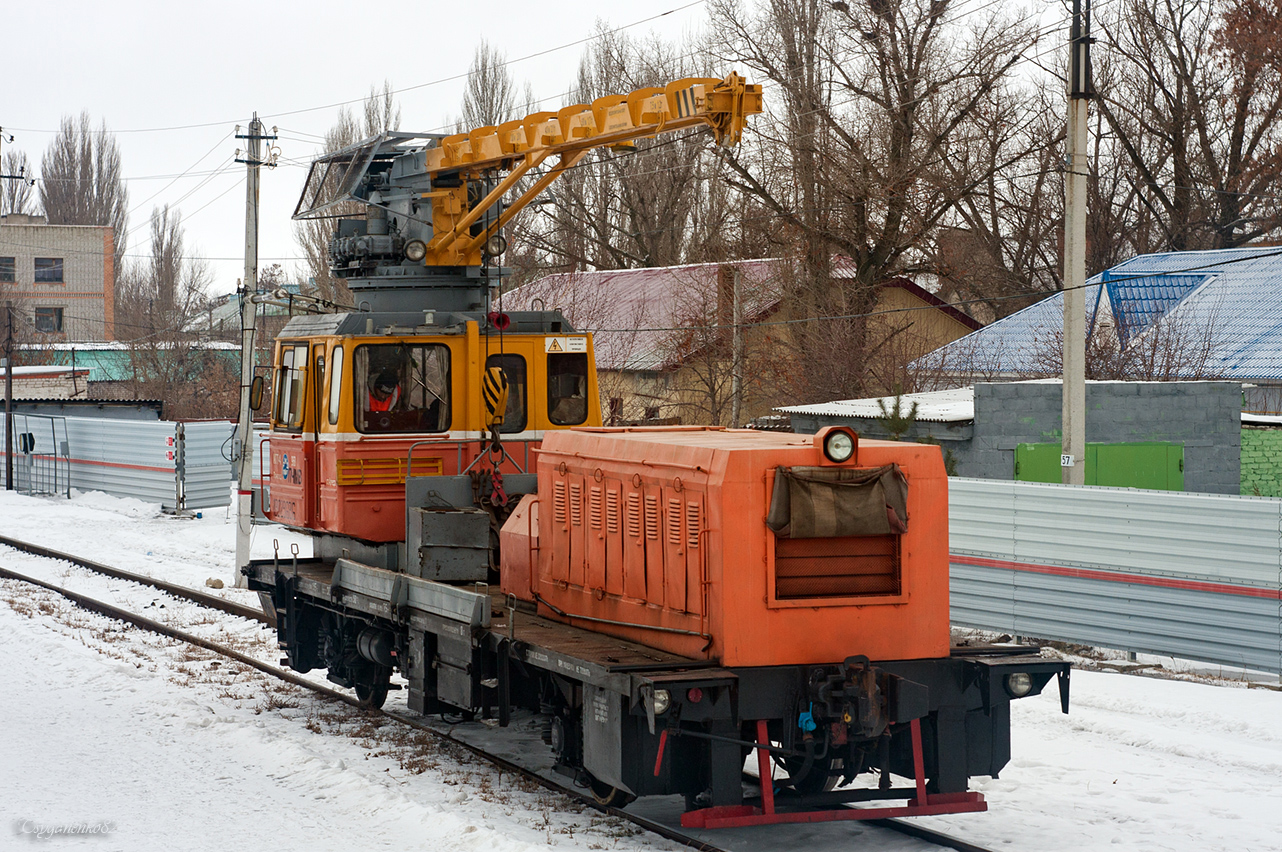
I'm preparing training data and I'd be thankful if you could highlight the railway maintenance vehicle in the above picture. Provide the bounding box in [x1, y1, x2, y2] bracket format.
[244, 71, 1070, 827]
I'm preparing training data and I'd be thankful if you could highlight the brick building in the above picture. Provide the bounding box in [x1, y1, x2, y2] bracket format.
[0, 364, 91, 399]
[0, 213, 114, 341]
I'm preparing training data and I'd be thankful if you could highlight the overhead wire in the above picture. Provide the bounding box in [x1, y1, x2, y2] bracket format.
[578, 248, 1282, 336]
[5, 2, 709, 136]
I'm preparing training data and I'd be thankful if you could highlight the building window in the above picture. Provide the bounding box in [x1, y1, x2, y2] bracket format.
[34, 307, 64, 333]
[0, 257, 14, 283]
[34, 257, 64, 283]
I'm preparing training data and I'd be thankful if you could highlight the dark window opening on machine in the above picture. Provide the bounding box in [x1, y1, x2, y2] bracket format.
[485, 353, 527, 433]
[548, 352, 588, 425]
[354, 343, 451, 434]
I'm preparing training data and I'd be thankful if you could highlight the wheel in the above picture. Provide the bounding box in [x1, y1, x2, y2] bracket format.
[779, 754, 844, 795]
[354, 668, 391, 709]
[588, 775, 637, 808]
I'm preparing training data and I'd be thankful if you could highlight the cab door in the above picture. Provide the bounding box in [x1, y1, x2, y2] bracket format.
[268, 341, 313, 526]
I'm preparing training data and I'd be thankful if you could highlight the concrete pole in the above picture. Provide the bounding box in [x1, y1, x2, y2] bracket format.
[4, 301, 13, 491]
[1062, 0, 1091, 486]
[234, 115, 264, 586]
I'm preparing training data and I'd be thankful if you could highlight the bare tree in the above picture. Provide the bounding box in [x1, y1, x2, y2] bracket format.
[294, 82, 402, 304]
[710, 0, 1043, 403]
[1, 150, 36, 216]
[39, 112, 129, 269]
[460, 40, 533, 128]
[111, 205, 231, 417]
[1093, 0, 1282, 253]
[511, 24, 747, 276]
[933, 81, 1065, 324]
[116, 205, 210, 337]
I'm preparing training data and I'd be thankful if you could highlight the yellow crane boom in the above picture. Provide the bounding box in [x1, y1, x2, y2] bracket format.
[295, 73, 763, 271]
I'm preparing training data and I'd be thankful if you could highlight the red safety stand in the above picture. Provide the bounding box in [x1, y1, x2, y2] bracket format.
[681, 718, 987, 829]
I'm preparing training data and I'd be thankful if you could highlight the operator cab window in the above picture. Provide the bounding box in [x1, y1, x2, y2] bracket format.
[354, 343, 451, 434]
[485, 354, 527, 433]
[273, 343, 309, 430]
[548, 353, 589, 425]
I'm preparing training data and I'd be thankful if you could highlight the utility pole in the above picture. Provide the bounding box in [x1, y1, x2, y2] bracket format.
[1062, 0, 1093, 486]
[4, 301, 13, 491]
[233, 114, 277, 586]
[0, 127, 35, 202]
[730, 268, 743, 427]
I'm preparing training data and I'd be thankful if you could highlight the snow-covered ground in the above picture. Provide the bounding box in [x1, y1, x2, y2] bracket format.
[2, 487, 1280, 851]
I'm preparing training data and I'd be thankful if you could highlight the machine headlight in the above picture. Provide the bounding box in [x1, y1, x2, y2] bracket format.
[1005, 672, 1033, 698]
[652, 688, 671, 715]
[404, 239, 427, 262]
[485, 233, 508, 258]
[824, 430, 855, 463]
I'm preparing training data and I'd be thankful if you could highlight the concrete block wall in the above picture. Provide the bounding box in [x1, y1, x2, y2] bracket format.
[791, 381, 1243, 494]
[965, 381, 1241, 493]
[1241, 427, 1282, 497]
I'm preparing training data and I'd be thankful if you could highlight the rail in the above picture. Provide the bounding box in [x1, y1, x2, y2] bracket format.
[0, 543, 1002, 852]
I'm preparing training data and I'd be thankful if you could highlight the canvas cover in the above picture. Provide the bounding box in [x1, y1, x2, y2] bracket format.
[767, 464, 909, 539]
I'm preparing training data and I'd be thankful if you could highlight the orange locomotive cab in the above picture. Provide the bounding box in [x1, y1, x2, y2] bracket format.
[263, 310, 601, 565]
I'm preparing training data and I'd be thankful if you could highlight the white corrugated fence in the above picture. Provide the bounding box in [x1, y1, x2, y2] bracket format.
[949, 478, 1282, 675]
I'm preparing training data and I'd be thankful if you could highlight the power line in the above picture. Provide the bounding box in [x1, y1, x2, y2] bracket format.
[4, 3, 708, 136]
[577, 248, 1282, 335]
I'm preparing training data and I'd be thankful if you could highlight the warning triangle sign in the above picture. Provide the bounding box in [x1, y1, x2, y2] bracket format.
[547, 338, 564, 352]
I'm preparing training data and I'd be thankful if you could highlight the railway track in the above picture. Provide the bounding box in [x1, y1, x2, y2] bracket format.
[0, 537, 1002, 852]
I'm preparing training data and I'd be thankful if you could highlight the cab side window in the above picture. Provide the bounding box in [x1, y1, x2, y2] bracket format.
[485, 354, 527, 433]
[273, 343, 309, 430]
[547, 353, 589, 426]
[327, 346, 344, 426]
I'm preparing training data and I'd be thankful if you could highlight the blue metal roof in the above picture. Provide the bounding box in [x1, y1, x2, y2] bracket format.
[922, 246, 1282, 380]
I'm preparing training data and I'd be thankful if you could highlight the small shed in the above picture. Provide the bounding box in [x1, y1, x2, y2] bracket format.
[782, 379, 1243, 494]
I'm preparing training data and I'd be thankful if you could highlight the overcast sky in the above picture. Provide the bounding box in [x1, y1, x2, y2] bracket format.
[4, 0, 708, 296]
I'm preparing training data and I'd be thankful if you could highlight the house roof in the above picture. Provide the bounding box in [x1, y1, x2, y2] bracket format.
[921, 246, 1282, 380]
[501, 259, 786, 371]
[783, 379, 1264, 425]
[504, 259, 979, 372]
[780, 386, 977, 422]
[2, 365, 88, 378]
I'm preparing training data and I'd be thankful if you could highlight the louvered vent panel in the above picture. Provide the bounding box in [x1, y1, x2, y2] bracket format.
[644, 495, 660, 540]
[589, 486, 603, 530]
[626, 493, 641, 538]
[606, 490, 620, 534]
[553, 481, 567, 525]
[569, 483, 583, 527]
[686, 502, 701, 549]
[667, 498, 683, 545]
[774, 535, 900, 599]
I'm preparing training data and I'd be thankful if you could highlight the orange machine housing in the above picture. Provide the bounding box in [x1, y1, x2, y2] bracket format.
[500, 426, 950, 669]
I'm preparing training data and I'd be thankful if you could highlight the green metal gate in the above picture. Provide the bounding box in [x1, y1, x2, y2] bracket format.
[1014, 442, 1184, 490]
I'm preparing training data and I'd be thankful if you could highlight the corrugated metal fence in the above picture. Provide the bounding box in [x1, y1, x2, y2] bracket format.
[3, 415, 237, 511]
[950, 478, 1282, 675]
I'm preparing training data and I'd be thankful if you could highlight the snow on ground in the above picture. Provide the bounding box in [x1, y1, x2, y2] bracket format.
[2, 487, 1281, 851]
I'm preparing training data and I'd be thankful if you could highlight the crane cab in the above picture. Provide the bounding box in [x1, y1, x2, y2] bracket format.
[261, 309, 600, 560]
